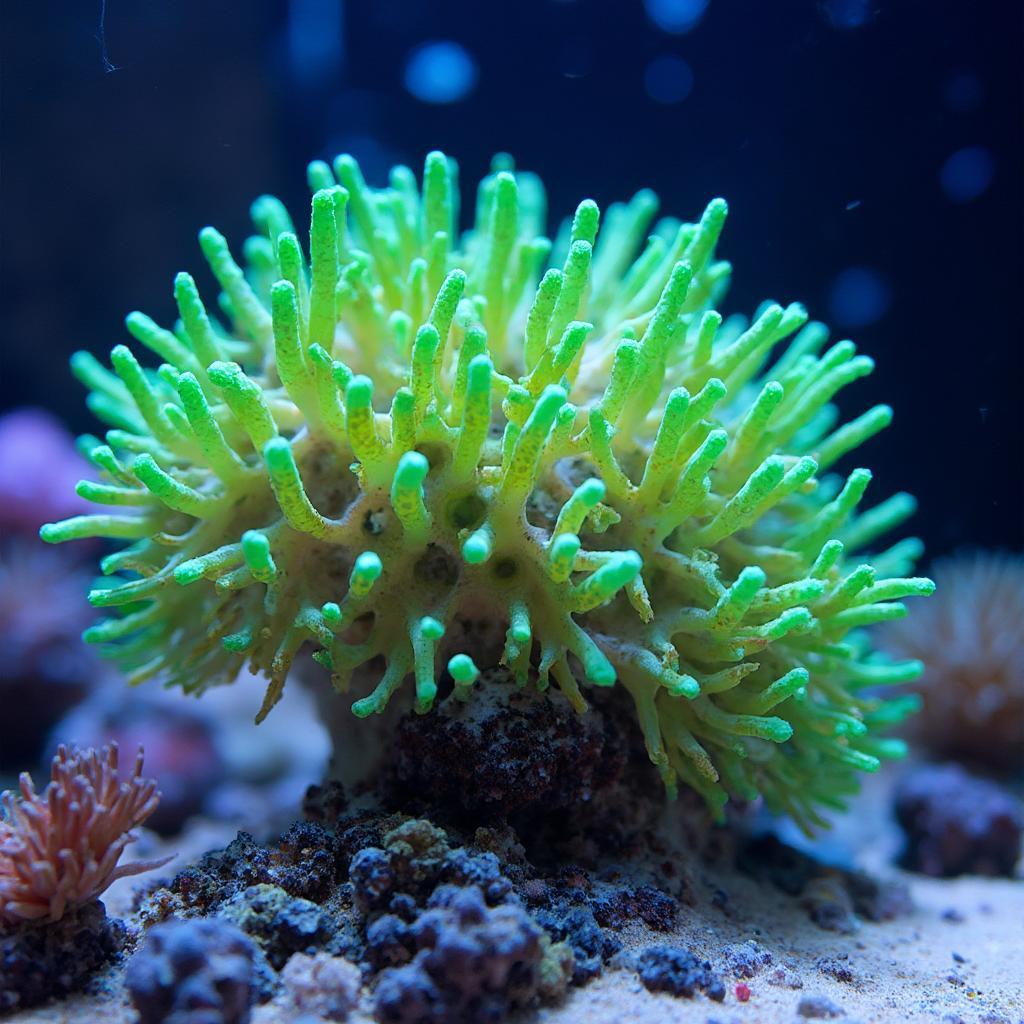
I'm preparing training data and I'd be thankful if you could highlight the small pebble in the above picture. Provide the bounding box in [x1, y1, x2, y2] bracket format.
[797, 993, 846, 1018]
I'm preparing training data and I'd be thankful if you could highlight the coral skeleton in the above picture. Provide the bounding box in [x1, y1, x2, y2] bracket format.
[0, 744, 166, 924]
[40, 152, 933, 829]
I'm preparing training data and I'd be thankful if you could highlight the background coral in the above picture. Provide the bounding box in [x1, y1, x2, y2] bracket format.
[879, 551, 1024, 771]
[0, 409, 89, 536]
[0, 409, 105, 772]
[0, 545, 106, 771]
[894, 763, 1022, 878]
[41, 152, 932, 829]
[0, 743, 167, 924]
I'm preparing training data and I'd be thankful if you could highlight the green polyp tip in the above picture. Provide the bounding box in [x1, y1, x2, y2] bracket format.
[394, 450, 428, 488]
[539, 383, 568, 409]
[307, 343, 330, 369]
[666, 674, 701, 699]
[734, 566, 766, 597]
[263, 436, 293, 471]
[582, 646, 616, 686]
[874, 737, 909, 760]
[198, 225, 223, 251]
[307, 159, 334, 190]
[762, 719, 795, 743]
[703, 429, 730, 459]
[321, 602, 342, 625]
[419, 616, 445, 641]
[549, 532, 581, 582]
[467, 353, 492, 392]
[205, 360, 234, 386]
[349, 551, 383, 596]
[572, 550, 643, 612]
[578, 478, 606, 506]
[351, 696, 379, 718]
[39, 522, 67, 543]
[222, 629, 253, 653]
[346, 374, 374, 408]
[332, 360, 353, 392]
[391, 452, 431, 536]
[621, 551, 643, 576]
[572, 199, 600, 246]
[462, 525, 493, 564]
[509, 602, 531, 645]
[448, 653, 479, 686]
[836, 718, 868, 738]
[241, 530, 275, 578]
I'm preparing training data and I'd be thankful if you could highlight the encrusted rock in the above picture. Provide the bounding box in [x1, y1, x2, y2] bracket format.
[373, 885, 571, 1023]
[389, 680, 626, 819]
[0, 901, 125, 1011]
[721, 939, 774, 979]
[278, 952, 362, 1020]
[895, 763, 1022, 877]
[126, 917, 258, 1024]
[221, 883, 333, 970]
[634, 944, 725, 1001]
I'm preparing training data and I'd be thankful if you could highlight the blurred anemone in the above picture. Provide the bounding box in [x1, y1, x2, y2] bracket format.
[880, 551, 1024, 772]
[49, 695, 223, 836]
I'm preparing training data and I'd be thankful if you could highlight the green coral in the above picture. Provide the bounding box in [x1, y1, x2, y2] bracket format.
[40, 151, 933, 830]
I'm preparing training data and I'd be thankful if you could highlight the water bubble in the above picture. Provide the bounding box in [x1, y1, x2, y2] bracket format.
[287, 0, 345, 86]
[828, 267, 892, 329]
[940, 146, 995, 203]
[820, 0, 875, 30]
[644, 0, 708, 34]
[944, 71, 984, 114]
[404, 41, 478, 104]
[644, 55, 694, 104]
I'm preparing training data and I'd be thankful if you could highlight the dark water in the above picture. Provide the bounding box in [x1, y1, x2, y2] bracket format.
[2, 0, 1021, 557]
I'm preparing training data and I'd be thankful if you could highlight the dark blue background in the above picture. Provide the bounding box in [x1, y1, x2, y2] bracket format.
[3, 1, 1021, 558]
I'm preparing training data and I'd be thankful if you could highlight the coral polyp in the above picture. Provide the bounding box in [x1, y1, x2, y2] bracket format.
[41, 152, 933, 828]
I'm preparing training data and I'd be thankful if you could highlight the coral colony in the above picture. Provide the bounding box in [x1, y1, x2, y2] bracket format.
[41, 152, 933, 831]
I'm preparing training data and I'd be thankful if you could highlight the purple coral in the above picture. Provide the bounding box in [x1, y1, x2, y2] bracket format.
[0, 409, 89, 536]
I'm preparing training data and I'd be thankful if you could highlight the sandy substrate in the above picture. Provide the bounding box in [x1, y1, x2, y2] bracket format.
[7, 817, 1021, 1024]
[531, 871, 1024, 1024]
